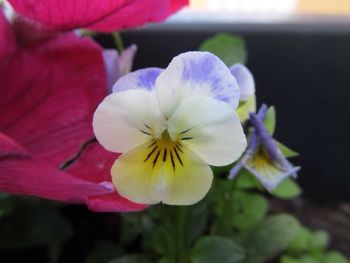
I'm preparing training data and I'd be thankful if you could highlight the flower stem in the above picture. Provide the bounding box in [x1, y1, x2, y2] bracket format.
[176, 206, 188, 263]
[112, 32, 124, 52]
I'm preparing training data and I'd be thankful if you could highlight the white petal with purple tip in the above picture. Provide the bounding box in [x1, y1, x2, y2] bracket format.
[156, 52, 240, 119]
[113, 68, 163, 93]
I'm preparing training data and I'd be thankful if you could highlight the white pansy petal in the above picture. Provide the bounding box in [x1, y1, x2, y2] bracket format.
[230, 63, 255, 101]
[112, 141, 213, 205]
[156, 51, 240, 119]
[93, 89, 166, 153]
[167, 98, 247, 166]
[112, 67, 163, 93]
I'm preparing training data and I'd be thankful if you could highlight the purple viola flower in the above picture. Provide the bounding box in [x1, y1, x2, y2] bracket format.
[230, 64, 256, 122]
[229, 104, 300, 191]
[103, 44, 137, 93]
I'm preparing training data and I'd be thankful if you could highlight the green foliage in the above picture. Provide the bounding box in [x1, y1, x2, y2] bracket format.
[272, 178, 302, 199]
[0, 193, 14, 219]
[239, 214, 300, 263]
[191, 236, 245, 263]
[264, 106, 276, 135]
[322, 251, 349, 263]
[277, 141, 299, 158]
[199, 33, 247, 66]
[86, 241, 124, 263]
[109, 255, 151, 263]
[0, 198, 73, 249]
[231, 191, 268, 229]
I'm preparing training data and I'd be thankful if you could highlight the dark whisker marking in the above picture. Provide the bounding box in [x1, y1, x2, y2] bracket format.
[144, 123, 151, 130]
[180, 128, 192, 134]
[170, 150, 176, 171]
[173, 147, 183, 166]
[181, 137, 193, 140]
[153, 150, 161, 168]
[147, 140, 157, 148]
[163, 148, 167, 162]
[144, 146, 158, 162]
[140, 130, 151, 136]
[175, 143, 183, 153]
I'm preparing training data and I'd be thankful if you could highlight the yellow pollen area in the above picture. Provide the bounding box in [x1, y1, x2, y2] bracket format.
[142, 129, 186, 171]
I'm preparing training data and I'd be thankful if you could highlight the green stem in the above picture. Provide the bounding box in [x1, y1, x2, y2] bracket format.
[176, 206, 188, 263]
[112, 32, 124, 52]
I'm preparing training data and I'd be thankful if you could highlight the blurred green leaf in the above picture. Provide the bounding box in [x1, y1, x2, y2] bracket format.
[321, 251, 349, 263]
[288, 226, 312, 252]
[276, 141, 299, 158]
[309, 231, 329, 251]
[0, 193, 14, 219]
[232, 191, 268, 229]
[281, 255, 319, 263]
[191, 236, 245, 263]
[86, 241, 124, 263]
[0, 200, 73, 249]
[199, 33, 247, 66]
[271, 178, 302, 199]
[154, 227, 176, 258]
[240, 214, 300, 263]
[109, 255, 151, 263]
[235, 170, 262, 190]
[264, 106, 276, 135]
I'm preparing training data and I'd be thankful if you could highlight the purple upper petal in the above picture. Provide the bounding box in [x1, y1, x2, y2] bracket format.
[113, 67, 163, 93]
[230, 63, 255, 101]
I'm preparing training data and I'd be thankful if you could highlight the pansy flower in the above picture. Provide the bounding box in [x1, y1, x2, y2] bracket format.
[93, 52, 247, 205]
[229, 105, 300, 190]
[230, 64, 256, 122]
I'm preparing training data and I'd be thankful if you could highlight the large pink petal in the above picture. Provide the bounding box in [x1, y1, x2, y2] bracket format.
[0, 132, 113, 202]
[0, 9, 16, 56]
[66, 141, 147, 211]
[8, 0, 188, 32]
[87, 193, 147, 212]
[0, 31, 107, 168]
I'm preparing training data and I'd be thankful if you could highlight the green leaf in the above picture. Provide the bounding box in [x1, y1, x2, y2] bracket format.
[191, 236, 245, 263]
[271, 178, 302, 199]
[287, 226, 312, 252]
[240, 214, 300, 263]
[0, 200, 73, 249]
[154, 227, 176, 258]
[276, 141, 299, 158]
[235, 169, 262, 190]
[231, 191, 268, 229]
[264, 106, 276, 135]
[309, 230, 329, 251]
[86, 241, 124, 263]
[109, 255, 151, 263]
[0, 193, 14, 219]
[321, 251, 349, 263]
[281, 255, 319, 263]
[199, 33, 247, 66]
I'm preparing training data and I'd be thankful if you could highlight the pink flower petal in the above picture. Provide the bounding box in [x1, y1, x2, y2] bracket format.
[0, 132, 113, 202]
[87, 193, 147, 212]
[0, 9, 16, 56]
[0, 30, 107, 168]
[8, 0, 189, 32]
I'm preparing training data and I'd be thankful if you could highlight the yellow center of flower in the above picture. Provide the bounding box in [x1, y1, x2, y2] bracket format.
[140, 126, 193, 171]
